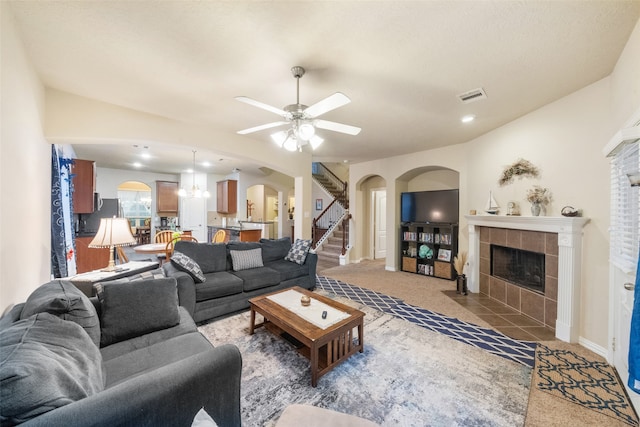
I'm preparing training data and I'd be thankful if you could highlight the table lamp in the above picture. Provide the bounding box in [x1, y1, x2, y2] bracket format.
[89, 217, 137, 272]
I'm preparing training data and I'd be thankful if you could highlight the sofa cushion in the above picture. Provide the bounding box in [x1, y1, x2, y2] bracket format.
[103, 332, 213, 388]
[0, 313, 104, 425]
[174, 241, 227, 273]
[172, 252, 206, 283]
[260, 238, 292, 263]
[100, 307, 197, 362]
[232, 266, 280, 292]
[230, 248, 264, 271]
[20, 280, 100, 347]
[285, 239, 313, 265]
[195, 272, 244, 302]
[266, 259, 309, 282]
[97, 277, 180, 347]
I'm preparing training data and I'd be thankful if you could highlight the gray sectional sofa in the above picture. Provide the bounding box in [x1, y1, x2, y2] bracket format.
[163, 238, 317, 324]
[0, 278, 242, 427]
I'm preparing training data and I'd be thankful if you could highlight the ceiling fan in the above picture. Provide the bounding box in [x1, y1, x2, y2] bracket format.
[236, 66, 361, 152]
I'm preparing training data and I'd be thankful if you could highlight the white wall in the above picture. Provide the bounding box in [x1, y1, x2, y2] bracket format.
[0, 5, 52, 311]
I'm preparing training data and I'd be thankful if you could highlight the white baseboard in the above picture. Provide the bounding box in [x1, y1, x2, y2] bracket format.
[578, 336, 607, 359]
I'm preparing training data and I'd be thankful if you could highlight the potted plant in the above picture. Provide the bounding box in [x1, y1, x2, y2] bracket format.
[453, 251, 468, 295]
[526, 185, 552, 216]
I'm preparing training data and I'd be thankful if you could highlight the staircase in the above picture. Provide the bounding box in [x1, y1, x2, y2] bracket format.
[312, 173, 347, 206]
[315, 223, 346, 271]
[312, 163, 349, 270]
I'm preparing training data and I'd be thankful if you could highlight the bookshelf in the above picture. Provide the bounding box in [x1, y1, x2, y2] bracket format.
[400, 222, 458, 280]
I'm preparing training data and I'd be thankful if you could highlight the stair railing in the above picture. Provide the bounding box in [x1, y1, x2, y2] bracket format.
[311, 163, 350, 255]
[312, 162, 348, 209]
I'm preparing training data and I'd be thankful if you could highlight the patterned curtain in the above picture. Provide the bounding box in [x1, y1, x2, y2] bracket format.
[51, 145, 77, 278]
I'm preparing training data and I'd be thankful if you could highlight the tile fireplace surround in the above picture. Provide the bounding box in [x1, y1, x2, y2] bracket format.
[466, 215, 590, 343]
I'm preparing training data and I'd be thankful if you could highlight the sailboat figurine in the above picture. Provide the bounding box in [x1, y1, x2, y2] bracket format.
[485, 191, 499, 215]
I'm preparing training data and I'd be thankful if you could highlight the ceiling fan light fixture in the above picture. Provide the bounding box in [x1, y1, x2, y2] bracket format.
[283, 136, 298, 152]
[309, 135, 324, 150]
[271, 131, 288, 147]
[298, 122, 315, 141]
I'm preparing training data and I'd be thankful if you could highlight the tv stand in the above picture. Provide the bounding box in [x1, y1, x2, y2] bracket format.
[400, 222, 458, 280]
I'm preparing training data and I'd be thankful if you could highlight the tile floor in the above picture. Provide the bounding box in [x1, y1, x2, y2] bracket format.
[444, 290, 557, 342]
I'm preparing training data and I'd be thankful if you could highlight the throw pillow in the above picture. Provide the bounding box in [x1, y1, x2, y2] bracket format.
[260, 237, 292, 263]
[20, 280, 100, 347]
[174, 240, 227, 273]
[171, 252, 206, 283]
[97, 277, 180, 347]
[0, 313, 104, 424]
[230, 248, 264, 271]
[285, 239, 312, 265]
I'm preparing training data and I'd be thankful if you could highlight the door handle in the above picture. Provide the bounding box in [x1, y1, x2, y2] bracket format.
[624, 282, 635, 291]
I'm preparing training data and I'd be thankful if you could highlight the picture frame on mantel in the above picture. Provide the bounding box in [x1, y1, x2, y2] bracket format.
[315, 199, 323, 211]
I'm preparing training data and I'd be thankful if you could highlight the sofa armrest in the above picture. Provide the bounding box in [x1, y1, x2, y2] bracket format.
[163, 263, 197, 318]
[306, 252, 318, 282]
[22, 343, 242, 427]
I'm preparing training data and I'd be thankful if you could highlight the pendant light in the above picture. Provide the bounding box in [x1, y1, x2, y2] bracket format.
[179, 150, 210, 198]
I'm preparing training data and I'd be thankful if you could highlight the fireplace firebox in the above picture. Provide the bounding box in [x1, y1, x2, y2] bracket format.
[490, 244, 545, 293]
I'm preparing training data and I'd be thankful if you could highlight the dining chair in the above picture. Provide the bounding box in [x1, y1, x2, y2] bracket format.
[116, 246, 129, 263]
[153, 230, 175, 262]
[154, 230, 175, 243]
[212, 229, 227, 243]
[165, 235, 199, 260]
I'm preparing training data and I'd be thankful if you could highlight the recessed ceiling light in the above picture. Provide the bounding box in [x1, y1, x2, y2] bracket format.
[461, 115, 475, 123]
[202, 161, 211, 167]
[133, 162, 142, 168]
[141, 152, 151, 159]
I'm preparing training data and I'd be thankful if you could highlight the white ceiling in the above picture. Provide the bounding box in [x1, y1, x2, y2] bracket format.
[8, 1, 640, 175]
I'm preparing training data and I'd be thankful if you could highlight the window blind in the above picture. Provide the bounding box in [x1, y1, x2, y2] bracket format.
[609, 138, 640, 273]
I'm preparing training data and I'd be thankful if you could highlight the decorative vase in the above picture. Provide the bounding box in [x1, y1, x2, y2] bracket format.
[456, 274, 467, 295]
[531, 202, 541, 216]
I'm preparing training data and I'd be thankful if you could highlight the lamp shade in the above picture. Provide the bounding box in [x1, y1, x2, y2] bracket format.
[89, 217, 136, 248]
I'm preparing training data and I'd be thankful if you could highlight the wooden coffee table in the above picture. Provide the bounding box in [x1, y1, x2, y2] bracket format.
[249, 286, 365, 387]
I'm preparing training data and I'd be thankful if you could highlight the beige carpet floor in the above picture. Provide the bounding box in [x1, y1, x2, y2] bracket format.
[318, 259, 637, 427]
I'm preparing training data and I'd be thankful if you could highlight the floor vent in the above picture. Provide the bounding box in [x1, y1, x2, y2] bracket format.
[458, 88, 488, 103]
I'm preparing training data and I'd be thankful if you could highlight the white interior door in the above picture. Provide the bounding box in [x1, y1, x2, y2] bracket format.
[612, 266, 639, 410]
[373, 190, 386, 259]
[181, 197, 207, 242]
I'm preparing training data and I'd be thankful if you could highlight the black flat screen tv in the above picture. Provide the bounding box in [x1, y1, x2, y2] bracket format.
[401, 189, 459, 224]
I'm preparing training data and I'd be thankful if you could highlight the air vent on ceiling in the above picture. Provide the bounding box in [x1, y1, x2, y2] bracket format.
[458, 88, 487, 104]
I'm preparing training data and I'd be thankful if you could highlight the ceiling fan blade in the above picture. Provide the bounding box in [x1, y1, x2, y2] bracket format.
[304, 92, 351, 118]
[235, 96, 288, 117]
[237, 121, 288, 135]
[315, 119, 361, 136]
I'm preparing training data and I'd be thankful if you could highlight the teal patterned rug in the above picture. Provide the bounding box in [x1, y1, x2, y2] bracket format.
[535, 344, 639, 426]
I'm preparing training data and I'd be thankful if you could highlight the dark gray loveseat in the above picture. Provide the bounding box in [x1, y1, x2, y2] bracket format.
[0, 279, 242, 427]
[163, 238, 317, 323]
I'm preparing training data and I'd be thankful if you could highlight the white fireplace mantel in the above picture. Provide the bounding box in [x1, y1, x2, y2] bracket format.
[465, 215, 590, 343]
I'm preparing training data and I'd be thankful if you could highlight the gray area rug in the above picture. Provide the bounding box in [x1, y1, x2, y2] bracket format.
[198, 294, 532, 427]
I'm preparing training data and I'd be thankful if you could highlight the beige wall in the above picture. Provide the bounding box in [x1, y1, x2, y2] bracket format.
[349, 18, 640, 349]
[1, 5, 52, 311]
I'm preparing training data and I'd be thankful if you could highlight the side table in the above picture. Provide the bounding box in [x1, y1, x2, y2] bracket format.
[65, 261, 160, 297]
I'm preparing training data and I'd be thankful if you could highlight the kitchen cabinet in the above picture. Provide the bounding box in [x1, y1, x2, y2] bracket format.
[71, 159, 96, 214]
[217, 180, 237, 214]
[156, 181, 179, 215]
[75, 236, 110, 274]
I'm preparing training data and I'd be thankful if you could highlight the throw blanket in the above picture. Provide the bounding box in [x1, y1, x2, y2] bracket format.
[629, 245, 640, 394]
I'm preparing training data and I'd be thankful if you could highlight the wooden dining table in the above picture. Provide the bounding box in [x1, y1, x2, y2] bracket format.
[133, 242, 168, 255]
